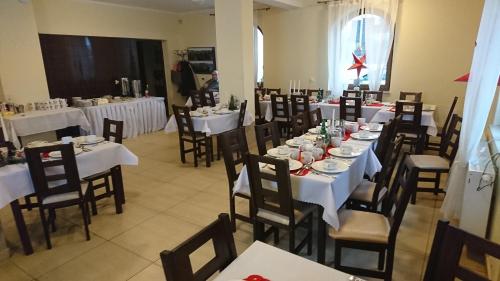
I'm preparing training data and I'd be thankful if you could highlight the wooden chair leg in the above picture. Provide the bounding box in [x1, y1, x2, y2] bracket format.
[334, 241, 342, 269]
[217, 135, 221, 160]
[307, 216, 313, 255]
[80, 202, 91, 241]
[288, 227, 295, 253]
[378, 249, 386, 270]
[253, 221, 265, 242]
[229, 195, 236, 232]
[434, 172, 441, 195]
[88, 182, 98, 215]
[179, 139, 186, 163]
[384, 248, 395, 281]
[193, 141, 198, 167]
[205, 138, 211, 167]
[49, 208, 57, 232]
[104, 176, 111, 196]
[39, 208, 52, 249]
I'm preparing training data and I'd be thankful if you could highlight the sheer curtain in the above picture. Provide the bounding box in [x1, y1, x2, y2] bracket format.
[441, 0, 500, 219]
[327, 1, 361, 96]
[363, 0, 398, 90]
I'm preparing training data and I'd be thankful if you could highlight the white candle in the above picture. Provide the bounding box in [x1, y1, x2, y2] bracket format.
[298, 80, 301, 94]
[332, 108, 336, 124]
[0, 115, 9, 142]
[293, 80, 296, 94]
[289, 80, 292, 95]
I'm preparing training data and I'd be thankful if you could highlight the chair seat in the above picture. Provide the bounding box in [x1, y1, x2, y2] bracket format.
[409, 155, 450, 170]
[329, 209, 390, 244]
[349, 180, 387, 203]
[256, 202, 315, 226]
[42, 183, 88, 205]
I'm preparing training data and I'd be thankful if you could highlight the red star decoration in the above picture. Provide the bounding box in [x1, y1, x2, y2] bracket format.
[455, 72, 500, 86]
[347, 53, 367, 78]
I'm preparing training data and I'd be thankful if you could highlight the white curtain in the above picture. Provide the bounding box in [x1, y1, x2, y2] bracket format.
[327, 1, 361, 96]
[327, 0, 398, 95]
[441, 0, 500, 219]
[363, 0, 398, 91]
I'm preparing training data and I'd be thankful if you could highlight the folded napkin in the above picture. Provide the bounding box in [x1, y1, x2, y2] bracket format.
[367, 103, 384, 107]
[244, 275, 270, 281]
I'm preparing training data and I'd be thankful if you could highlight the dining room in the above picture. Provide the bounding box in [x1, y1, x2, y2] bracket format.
[0, 0, 499, 281]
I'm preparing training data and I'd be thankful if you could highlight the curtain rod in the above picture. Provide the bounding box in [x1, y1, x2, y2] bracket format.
[209, 7, 270, 16]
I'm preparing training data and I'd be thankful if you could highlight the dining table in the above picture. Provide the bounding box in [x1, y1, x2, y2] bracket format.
[164, 109, 255, 136]
[0, 141, 139, 255]
[233, 130, 382, 264]
[213, 241, 364, 281]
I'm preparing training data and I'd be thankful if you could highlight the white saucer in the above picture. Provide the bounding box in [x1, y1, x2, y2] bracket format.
[350, 132, 378, 140]
[328, 147, 362, 158]
[48, 147, 83, 158]
[285, 139, 302, 147]
[259, 159, 303, 171]
[267, 148, 290, 158]
[311, 159, 349, 174]
[75, 136, 105, 145]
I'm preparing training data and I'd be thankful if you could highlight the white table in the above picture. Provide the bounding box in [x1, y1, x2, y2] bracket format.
[3, 108, 91, 148]
[0, 142, 138, 254]
[81, 97, 167, 139]
[234, 138, 381, 231]
[371, 107, 438, 136]
[214, 241, 359, 281]
[165, 111, 255, 136]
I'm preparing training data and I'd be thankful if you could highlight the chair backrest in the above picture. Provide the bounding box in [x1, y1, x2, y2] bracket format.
[25, 144, 83, 203]
[172, 105, 196, 138]
[103, 118, 124, 144]
[343, 90, 361, 98]
[266, 88, 281, 95]
[270, 94, 290, 120]
[291, 112, 309, 137]
[160, 213, 237, 281]
[395, 101, 423, 129]
[290, 94, 310, 116]
[204, 91, 216, 107]
[374, 117, 400, 163]
[363, 90, 383, 102]
[306, 89, 320, 97]
[340, 96, 362, 122]
[424, 220, 500, 281]
[292, 89, 306, 95]
[247, 154, 295, 224]
[255, 121, 281, 156]
[255, 93, 263, 119]
[440, 96, 459, 137]
[237, 100, 247, 128]
[399, 91, 422, 102]
[220, 128, 249, 191]
[190, 90, 205, 110]
[439, 114, 462, 163]
[308, 108, 323, 128]
[255, 88, 266, 96]
[384, 154, 418, 244]
[388, 115, 402, 141]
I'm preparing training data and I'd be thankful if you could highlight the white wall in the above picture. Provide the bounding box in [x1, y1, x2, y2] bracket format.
[259, 0, 484, 124]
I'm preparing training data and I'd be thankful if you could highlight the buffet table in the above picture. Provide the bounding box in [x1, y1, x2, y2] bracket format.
[81, 97, 167, 138]
[3, 107, 91, 148]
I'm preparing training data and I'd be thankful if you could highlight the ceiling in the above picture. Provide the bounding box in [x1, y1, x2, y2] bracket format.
[88, 0, 310, 13]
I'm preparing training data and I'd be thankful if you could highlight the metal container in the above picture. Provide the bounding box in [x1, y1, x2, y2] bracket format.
[121, 78, 130, 96]
[132, 80, 142, 98]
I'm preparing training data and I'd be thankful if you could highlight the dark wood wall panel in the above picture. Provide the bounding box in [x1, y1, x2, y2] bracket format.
[39, 34, 166, 100]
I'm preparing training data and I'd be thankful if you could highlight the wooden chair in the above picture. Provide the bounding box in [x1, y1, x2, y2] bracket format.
[172, 105, 212, 167]
[291, 94, 310, 116]
[363, 90, 383, 102]
[423, 220, 500, 281]
[190, 90, 205, 110]
[407, 114, 462, 204]
[85, 118, 124, 215]
[266, 88, 281, 95]
[237, 100, 247, 128]
[204, 91, 217, 107]
[254, 121, 281, 156]
[331, 155, 418, 281]
[220, 128, 251, 231]
[255, 88, 266, 96]
[374, 117, 400, 164]
[306, 89, 320, 97]
[160, 213, 237, 281]
[25, 144, 91, 249]
[343, 90, 361, 98]
[399, 91, 422, 102]
[340, 96, 362, 122]
[254, 93, 266, 125]
[395, 101, 424, 153]
[426, 96, 458, 151]
[270, 94, 291, 138]
[346, 135, 405, 212]
[290, 112, 309, 137]
[308, 108, 323, 129]
[247, 154, 315, 255]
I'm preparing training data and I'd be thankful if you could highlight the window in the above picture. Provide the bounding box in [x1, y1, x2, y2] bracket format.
[255, 26, 264, 84]
[345, 14, 393, 90]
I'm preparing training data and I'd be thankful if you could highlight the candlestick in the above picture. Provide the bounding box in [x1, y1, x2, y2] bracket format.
[0, 115, 9, 142]
[298, 80, 301, 94]
[289, 80, 292, 95]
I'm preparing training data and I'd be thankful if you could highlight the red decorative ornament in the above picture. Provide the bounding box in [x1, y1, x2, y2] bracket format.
[244, 275, 270, 281]
[347, 53, 367, 78]
[454, 72, 500, 86]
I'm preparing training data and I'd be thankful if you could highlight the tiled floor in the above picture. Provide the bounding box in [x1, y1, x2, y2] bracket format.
[0, 130, 482, 280]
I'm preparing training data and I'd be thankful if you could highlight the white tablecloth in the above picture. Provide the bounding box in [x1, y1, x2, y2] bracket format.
[164, 111, 255, 136]
[3, 108, 91, 148]
[214, 241, 356, 281]
[0, 142, 138, 209]
[81, 97, 167, 139]
[371, 108, 438, 136]
[234, 138, 381, 230]
[260, 100, 385, 123]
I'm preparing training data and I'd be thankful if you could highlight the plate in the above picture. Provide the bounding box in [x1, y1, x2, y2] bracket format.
[75, 136, 105, 145]
[285, 139, 302, 147]
[215, 110, 232, 115]
[308, 128, 319, 134]
[48, 147, 83, 158]
[259, 159, 303, 171]
[26, 141, 52, 148]
[350, 132, 378, 140]
[190, 111, 205, 117]
[361, 124, 383, 132]
[311, 159, 349, 174]
[328, 147, 362, 158]
[267, 148, 290, 158]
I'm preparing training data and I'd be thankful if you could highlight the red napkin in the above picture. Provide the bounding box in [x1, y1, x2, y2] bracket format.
[294, 168, 310, 176]
[367, 103, 384, 107]
[244, 275, 270, 281]
[343, 132, 351, 141]
[328, 100, 340, 104]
